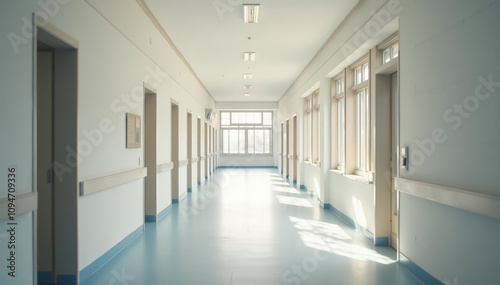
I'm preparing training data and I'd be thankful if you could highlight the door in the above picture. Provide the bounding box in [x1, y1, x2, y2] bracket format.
[285, 120, 289, 179]
[171, 103, 179, 202]
[197, 118, 201, 184]
[391, 72, 399, 249]
[37, 45, 55, 284]
[187, 112, 192, 191]
[36, 21, 79, 283]
[280, 123, 284, 174]
[144, 91, 157, 219]
[293, 116, 297, 183]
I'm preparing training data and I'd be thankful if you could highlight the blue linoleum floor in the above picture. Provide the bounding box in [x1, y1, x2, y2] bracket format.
[81, 168, 423, 285]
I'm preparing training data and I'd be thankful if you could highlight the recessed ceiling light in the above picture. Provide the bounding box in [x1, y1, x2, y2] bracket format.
[244, 85, 252, 89]
[244, 93, 251, 97]
[243, 52, 255, 62]
[243, 4, 260, 23]
[243, 73, 253, 79]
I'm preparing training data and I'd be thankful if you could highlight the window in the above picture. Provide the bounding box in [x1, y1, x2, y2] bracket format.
[312, 91, 320, 163]
[332, 75, 345, 170]
[304, 90, 320, 163]
[356, 88, 370, 175]
[304, 97, 312, 161]
[354, 62, 369, 85]
[337, 98, 345, 169]
[382, 42, 399, 64]
[220, 111, 272, 155]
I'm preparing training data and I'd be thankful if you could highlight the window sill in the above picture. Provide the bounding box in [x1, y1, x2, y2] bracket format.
[344, 174, 373, 184]
[329, 169, 344, 176]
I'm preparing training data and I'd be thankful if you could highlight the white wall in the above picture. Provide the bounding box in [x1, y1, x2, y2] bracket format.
[398, 0, 500, 282]
[0, 1, 48, 283]
[0, 0, 216, 283]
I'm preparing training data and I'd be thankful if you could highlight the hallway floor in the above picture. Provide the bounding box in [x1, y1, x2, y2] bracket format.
[81, 168, 422, 285]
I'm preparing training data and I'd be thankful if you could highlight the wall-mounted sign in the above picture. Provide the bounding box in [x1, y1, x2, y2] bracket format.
[126, 113, 141, 148]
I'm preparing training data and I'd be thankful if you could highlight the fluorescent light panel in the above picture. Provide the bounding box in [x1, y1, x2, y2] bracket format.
[243, 4, 260, 23]
[243, 73, 253, 79]
[244, 93, 251, 97]
[244, 85, 252, 89]
[243, 52, 255, 62]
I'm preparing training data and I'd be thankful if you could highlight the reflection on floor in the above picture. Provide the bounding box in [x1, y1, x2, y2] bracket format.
[81, 168, 423, 285]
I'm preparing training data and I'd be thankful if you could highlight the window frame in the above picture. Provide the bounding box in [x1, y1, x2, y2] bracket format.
[331, 73, 345, 171]
[220, 111, 273, 156]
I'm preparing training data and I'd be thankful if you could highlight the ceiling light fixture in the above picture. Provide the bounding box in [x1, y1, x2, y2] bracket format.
[243, 52, 255, 62]
[244, 85, 252, 89]
[244, 93, 251, 97]
[243, 4, 260, 23]
[243, 73, 253, 79]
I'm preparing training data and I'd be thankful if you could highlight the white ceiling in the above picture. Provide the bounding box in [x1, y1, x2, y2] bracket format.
[144, 0, 359, 102]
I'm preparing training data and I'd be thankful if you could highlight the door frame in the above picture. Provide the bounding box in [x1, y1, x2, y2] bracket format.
[144, 85, 157, 220]
[171, 100, 179, 202]
[34, 14, 79, 284]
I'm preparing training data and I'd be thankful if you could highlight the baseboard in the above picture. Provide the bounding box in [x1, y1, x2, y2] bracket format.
[399, 253, 443, 285]
[145, 204, 172, 223]
[38, 271, 53, 284]
[157, 204, 172, 221]
[79, 225, 143, 283]
[188, 187, 192, 193]
[324, 203, 388, 246]
[56, 274, 76, 285]
[172, 191, 188, 204]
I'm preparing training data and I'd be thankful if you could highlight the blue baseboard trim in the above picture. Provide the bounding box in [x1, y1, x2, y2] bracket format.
[157, 204, 172, 221]
[38, 271, 53, 284]
[180, 191, 187, 201]
[299, 185, 307, 191]
[188, 187, 192, 193]
[197, 181, 201, 185]
[56, 274, 76, 285]
[79, 225, 143, 283]
[375, 237, 389, 246]
[293, 180, 297, 184]
[324, 203, 380, 245]
[400, 253, 443, 285]
[205, 176, 208, 179]
[145, 215, 156, 222]
[172, 192, 188, 204]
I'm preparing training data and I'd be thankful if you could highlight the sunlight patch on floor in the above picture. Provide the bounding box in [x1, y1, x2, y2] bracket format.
[289, 216, 395, 265]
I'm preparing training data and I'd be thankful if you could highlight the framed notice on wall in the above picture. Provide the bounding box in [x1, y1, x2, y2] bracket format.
[126, 113, 141, 148]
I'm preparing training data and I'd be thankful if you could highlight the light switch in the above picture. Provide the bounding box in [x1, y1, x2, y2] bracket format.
[400, 147, 408, 170]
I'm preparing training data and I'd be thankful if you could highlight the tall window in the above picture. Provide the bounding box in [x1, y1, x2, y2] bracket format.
[335, 76, 345, 170]
[304, 90, 320, 163]
[356, 87, 370, 175]
[304, 97, 312, 161]
[221, 111, 272, 155]
[312, 91, 320, 163]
